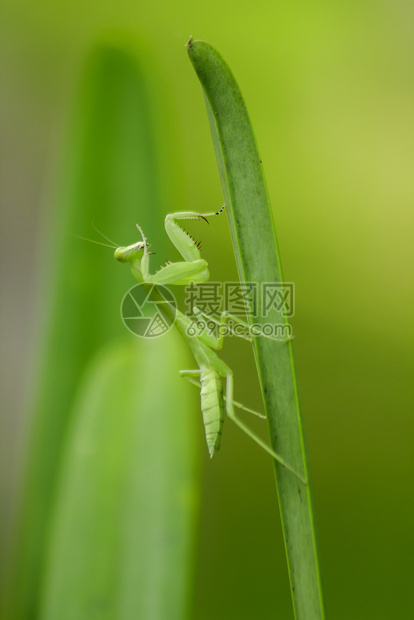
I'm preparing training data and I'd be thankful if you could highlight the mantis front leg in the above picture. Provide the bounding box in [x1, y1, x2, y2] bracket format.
[164, 204, 225, 262]
[134, 207, 225, 286]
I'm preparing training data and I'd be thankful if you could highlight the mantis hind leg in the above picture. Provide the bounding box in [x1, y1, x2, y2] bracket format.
[223, 372, 307, 485]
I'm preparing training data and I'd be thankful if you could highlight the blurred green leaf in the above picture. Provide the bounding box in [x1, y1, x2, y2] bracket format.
[40, 335, 199, 620]
[8, 38, 199, 619]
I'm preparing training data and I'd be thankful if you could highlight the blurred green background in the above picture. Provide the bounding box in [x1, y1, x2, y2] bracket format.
[1, 1, 413, 619]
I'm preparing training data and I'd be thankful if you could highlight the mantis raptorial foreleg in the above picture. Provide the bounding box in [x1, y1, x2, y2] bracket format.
[131, 208, 224, 286]
[133, 224, 209, 285]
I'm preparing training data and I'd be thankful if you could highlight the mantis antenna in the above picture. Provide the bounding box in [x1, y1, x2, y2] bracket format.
[91, 221, 120, 248]
[70, 233, 116, 249]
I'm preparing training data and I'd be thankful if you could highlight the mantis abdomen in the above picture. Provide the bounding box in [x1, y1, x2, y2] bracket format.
[200, 368, 225, 458]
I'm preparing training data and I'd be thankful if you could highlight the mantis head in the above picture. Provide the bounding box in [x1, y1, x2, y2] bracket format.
[114, 241, 147, 264]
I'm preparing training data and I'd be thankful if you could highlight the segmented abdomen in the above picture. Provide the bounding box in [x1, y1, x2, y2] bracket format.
[200, 368, 225, 458]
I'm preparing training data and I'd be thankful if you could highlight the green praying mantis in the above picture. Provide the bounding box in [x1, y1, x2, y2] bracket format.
[111, 206, 306, 484]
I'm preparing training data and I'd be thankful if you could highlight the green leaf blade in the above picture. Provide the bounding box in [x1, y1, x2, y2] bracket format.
[188, 39, 325, 620]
